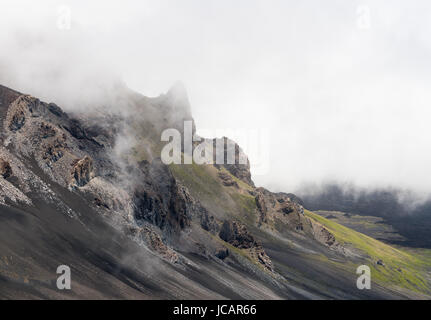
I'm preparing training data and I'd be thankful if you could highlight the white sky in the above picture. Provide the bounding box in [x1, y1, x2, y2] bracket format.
[1, 0, 431, 194]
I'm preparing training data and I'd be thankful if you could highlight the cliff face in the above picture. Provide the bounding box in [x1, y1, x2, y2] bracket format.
[0, 83, 425, 299]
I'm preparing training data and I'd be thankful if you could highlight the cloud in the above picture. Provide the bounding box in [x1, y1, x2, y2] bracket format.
[1, 0, 431, 196]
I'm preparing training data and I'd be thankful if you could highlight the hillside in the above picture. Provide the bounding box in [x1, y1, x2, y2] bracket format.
[300, 184, 431, 248]
[0, 83, 429, 299]
[313, 211, 406, 244]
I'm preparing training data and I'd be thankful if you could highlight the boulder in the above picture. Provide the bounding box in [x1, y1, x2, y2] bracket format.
[377, 259, 385, 266]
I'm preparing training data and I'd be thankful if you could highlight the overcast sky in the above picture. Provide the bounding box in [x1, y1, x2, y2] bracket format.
[1, 0, 431, 195]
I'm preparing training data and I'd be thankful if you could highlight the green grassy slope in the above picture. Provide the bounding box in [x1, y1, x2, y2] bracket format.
[169, 161, 431, 297]
[305, 210, 431, 295]
[170, 163, 257, 222]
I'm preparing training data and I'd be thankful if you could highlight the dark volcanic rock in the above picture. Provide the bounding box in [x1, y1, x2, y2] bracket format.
[64, 119, 88, 140]
[280, 206, 294, 215]
[326, 215, 337, 219]
[133, 159, 191, 233]
[219, 220, 274, 271]
[0, 158, 12, 179]
[169, 183, 192, 230]
[219, 220, 256, 249]
[200, 209, 219, 234]
[48, 103, 67, 118]
[215, 248, 229, 260]
[133, 189, 166, 227]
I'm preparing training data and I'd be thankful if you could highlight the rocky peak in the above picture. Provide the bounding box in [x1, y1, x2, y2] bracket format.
[155, 82, 196, 135]
[166, 81, 191, 114]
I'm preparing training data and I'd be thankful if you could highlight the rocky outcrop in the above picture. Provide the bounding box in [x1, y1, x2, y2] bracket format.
[218, 171, 239, 188]
[213, 137, 254, 187]
[377, 259, 385, 266]
[47, 103, 67, 118]
[39, 122, 57, 139]
[134, 189, 166, 228]
[200, 209, 220, 234]
[133, 159, 191, 233]
[252, 188, 345, 256]
[5, 95, 48, 132]
[2, 92, 106, 191]
[8, 109, 26, 131]
[219, 220, 273, 271]
[139, 226, 179, 263]
[309, 219, 347, 255]
[0, 85, 21, 136]
[215, 247, 229, 260]
[315, 225, 336, 247]
[43, 136, 67, 165]
[169, 183, 192, 230]
[70, 156, 94, 187]
[249, 244, 274, 272]
[0, 158, 12, 179]
[255, 192, 268, 224]
[64, 119, 88, 140]
[219, 220, 256, 249]
[253, 187, 305, 231]
[6, 97, 30, 132]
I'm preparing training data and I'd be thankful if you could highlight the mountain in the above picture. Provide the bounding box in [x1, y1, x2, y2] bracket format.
[0, 83, 430, 299]
[299, 184, 431, 248]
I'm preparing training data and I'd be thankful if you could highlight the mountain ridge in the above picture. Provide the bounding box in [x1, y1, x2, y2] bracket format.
[0, 83, 429, 299]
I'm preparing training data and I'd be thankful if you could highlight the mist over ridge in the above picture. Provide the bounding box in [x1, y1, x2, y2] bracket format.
[3, 0, 431, 301]
[2, 0, 431, 202]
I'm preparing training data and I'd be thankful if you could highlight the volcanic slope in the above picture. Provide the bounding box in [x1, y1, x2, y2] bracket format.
[0, 83, 429, 299]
